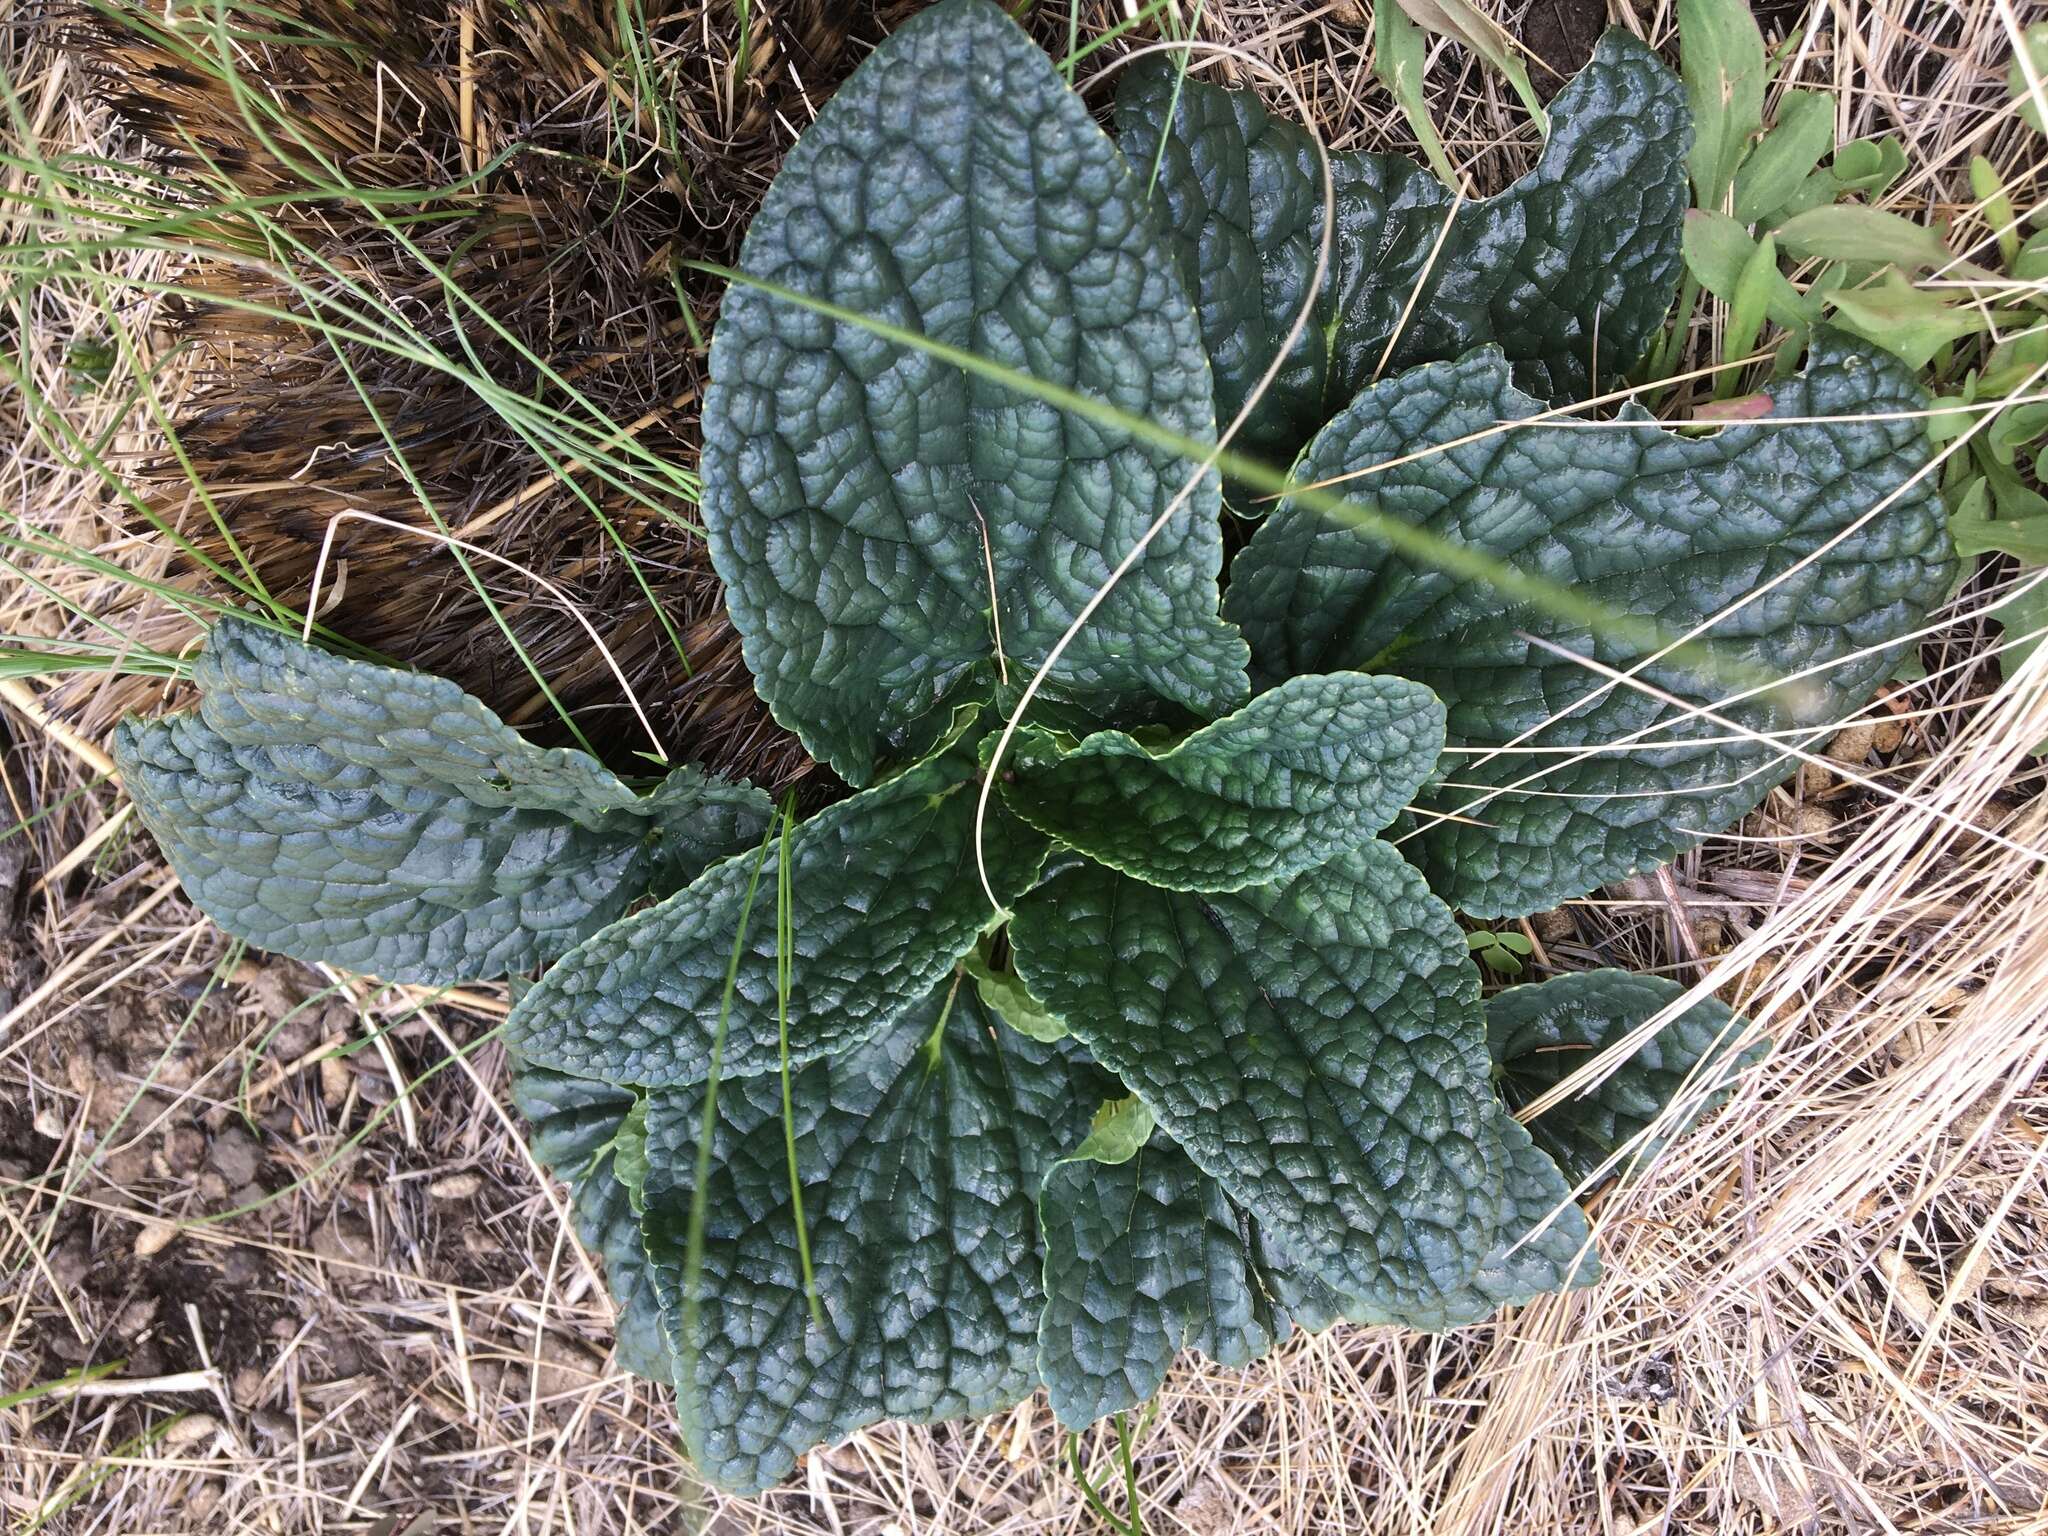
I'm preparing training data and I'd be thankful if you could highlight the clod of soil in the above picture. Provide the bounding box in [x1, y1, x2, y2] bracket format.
[206, 1124, 261, 1185]
[312, 1209, 377, 1270]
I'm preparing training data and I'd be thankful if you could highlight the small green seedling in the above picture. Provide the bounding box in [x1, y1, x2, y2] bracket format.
[1469, 929, 1536, 977]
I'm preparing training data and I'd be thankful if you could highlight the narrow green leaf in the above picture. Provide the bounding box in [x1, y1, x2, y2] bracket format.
[1679, 0, 1766, 208]
[1682, 210, 1812, 328]
[1827, 270, 1986, 371]
[1979, 451, 2048, 524]
[999, 672, 1445, 893]
[1771, 165, 1844, 222]
[1952, 496, 2048, 563]
[1993, 578, 2048, 743]
[2008, 22, 2048, 133]
[1970, 155, 2021, 269]
[613, 1099, 651, 1215]
[1718, 232, 1779, 398]
[1733, 90, 1835, 226]
[1373, 0, 1461, 190]
[2017, 230, 2048, 284]
[1774, 204, 1951, 270]
[1829, 135, 1908, 195]
[1393, 0, 1548, 127]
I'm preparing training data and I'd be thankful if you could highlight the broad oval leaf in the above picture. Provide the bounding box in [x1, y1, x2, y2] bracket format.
[1038, 1120, 1277, 1429]
[1009, 843, 1511, 1324]
[507, 1060, 672, 1381]
[1226, 335, 1955, 918]
[999, 672, 1445, 892]
[1113, 30, 1688, 471]
[505, 727, 1048, 1087]
[1258, 1112, 1598, 1332]
[699, 0, 1248, 786]
[1488, 968, 1762, 1183]
[112, 617, 772, 985]
[639, 986, 1104, 1494]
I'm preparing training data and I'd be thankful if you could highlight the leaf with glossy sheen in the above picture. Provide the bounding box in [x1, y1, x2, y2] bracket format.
[639, 987, 1100, 1494]
[1010, 843, 1511, 1325]
[1001, 672, 1443, 892]
[112, 617, 773, 984]
[1257, 1112, 1598, 1332]
[1226, 336, 1955, 917]
[1113, 30, 1688, 470]
[505, 728, 1049, 1087]
[507, 1060, 672, 1381]
[1038, 1119, 1276, 1428]
[1488, 969, 1761, 1183]
[699, 0, 1247, 787]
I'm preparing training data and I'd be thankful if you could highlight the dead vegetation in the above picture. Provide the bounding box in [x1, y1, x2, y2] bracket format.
[4, 0, 2047, 1532]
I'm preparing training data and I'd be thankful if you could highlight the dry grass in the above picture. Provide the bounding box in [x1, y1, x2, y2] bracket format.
[4, 0, 2048, 1532]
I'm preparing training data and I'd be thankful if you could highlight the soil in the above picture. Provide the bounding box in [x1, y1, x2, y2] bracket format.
[1518, 0, 1608, 94]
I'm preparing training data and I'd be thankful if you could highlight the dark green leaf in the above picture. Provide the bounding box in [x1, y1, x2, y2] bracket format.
[1257, 1113, 1597, 1331]
[1010, 843, 1515, 1328]
[639, 986, 1100, 1494]
[112, 617, 772, 985]
[697, 0, 1247, 787]
[507, 1060, 672, 1381]
[506, 725, 1049, 1086]
[1226, 335, 1954, 917]
[1000, 672, 1444, 892]
[1488, 968, 1762, 1183]
[1038, 1120, 1276, 1428]
[1113, 29, 1688, 469]
[1679, 0, 1765, 209]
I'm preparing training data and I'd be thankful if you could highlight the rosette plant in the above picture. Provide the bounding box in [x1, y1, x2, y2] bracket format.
[112, 0, 1955, 1494]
